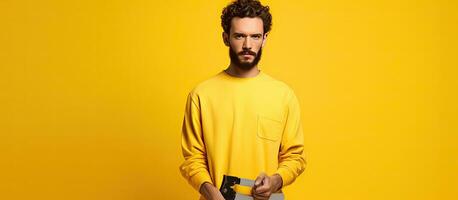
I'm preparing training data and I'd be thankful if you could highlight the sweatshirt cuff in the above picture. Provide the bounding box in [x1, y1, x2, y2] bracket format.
[190, 171, 214, 191]
[275, 167, 296, 187]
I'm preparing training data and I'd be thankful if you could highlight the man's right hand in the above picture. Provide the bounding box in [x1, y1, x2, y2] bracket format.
[199, 182, 226, 200]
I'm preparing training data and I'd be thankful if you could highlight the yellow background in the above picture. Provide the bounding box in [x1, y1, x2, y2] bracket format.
[1, 0, 457, 199]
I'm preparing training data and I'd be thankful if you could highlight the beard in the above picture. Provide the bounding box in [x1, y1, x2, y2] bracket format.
[229, 45, 263, 71]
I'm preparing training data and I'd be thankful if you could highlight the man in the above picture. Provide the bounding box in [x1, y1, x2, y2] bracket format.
[179, 0, 306, 199]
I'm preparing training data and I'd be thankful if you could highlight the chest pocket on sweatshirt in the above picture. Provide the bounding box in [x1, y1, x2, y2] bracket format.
[257, 114, 283, 142]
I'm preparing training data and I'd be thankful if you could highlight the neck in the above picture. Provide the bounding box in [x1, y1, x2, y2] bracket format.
[225, 63, 260, 78]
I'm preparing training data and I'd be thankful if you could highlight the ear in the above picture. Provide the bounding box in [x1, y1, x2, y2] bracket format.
[222, 32, 230, 47]
[261, 33, 268, 48]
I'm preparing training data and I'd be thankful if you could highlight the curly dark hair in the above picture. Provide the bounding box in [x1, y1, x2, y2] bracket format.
[221, 0, 272, 34]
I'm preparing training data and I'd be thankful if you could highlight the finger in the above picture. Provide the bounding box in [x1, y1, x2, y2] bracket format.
[253, 191, 270, 200]
[255, 176, 270, 193]
[254, 173, 266, 186]
[255, 184, 270, 194]
[253, 186, 272, 198]
[254, 190, 271, 197]
[254, 173, 266, 187]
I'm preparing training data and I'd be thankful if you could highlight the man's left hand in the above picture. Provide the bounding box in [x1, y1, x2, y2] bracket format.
[251, 172, 283, 200]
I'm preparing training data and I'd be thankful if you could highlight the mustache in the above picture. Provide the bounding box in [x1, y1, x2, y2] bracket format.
[238, 50, 256, 56]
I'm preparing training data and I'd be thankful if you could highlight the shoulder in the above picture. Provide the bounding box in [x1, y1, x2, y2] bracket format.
[262, 72, 297, 98]
[187, 72, 223, 98]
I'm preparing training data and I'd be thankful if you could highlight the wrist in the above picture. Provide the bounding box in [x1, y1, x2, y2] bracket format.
[199, 182, 220, 199]
[272, 173, 283, 192]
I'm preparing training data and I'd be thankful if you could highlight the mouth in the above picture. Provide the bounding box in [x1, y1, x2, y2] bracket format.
[240, 52, 255, 57]
[241, 55, 254, 60]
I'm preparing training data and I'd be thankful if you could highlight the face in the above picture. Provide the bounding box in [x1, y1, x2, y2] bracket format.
[223, 17, 267, 70]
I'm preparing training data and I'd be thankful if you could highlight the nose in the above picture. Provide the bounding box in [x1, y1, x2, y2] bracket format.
[242, 37, 252, 50]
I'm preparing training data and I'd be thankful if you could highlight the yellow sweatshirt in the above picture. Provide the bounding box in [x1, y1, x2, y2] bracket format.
[179, 69, 306, 198]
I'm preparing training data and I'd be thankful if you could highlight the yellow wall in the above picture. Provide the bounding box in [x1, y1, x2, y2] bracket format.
[1, 0, 457, 199]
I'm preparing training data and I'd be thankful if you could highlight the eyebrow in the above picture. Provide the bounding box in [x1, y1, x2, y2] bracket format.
[233, 33, 263, 37]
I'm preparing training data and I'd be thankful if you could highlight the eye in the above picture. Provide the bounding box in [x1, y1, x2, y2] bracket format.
[235, 35, 244, 39]
[252, 35, 262, 40]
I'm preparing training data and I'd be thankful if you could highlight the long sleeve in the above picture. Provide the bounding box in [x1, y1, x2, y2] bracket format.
[275, 89, 307, 187]
[179, 92, 213, 191]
